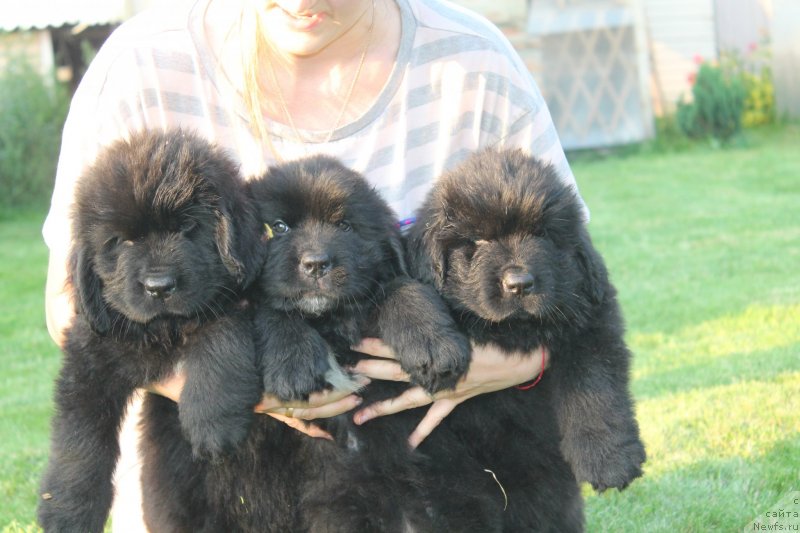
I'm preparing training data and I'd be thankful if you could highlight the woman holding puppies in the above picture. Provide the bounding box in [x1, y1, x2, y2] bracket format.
[44, 0, 587, 528]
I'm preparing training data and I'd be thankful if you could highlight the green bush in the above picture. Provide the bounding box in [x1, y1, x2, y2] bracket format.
[741, 65, 775, 127]
[728, 44, 776, 127]
[0, 56, 70, 208]
[676, 61, 745, 142]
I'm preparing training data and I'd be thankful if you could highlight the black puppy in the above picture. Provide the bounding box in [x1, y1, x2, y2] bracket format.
[407, 148, 646, 531]
[149, 156, 501, 533]
[37, 130, 264, 533]
[252, 156, 470, 400]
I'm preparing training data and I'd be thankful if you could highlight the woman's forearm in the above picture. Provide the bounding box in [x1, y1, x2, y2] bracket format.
[45, 252, 75, 348]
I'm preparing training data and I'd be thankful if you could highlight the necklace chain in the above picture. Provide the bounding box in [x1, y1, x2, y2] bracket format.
[266, 0, 376, 146]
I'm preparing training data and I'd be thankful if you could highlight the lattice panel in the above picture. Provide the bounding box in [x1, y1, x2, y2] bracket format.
[528, 0, 653, 149]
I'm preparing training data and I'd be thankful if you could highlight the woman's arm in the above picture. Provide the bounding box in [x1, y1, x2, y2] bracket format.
[350, 338, 549, 448]
[45, 251, 75, 349]
[149, 369, 369, 440]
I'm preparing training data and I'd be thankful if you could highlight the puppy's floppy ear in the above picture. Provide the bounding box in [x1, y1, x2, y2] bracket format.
[406, 206, 447, 290]
[71, 247, 111, 334]
[385, 228, 409, 277]
[574, 226, 608, 305]
[214, 194, 263, 288]
[214, 207, 246, 284]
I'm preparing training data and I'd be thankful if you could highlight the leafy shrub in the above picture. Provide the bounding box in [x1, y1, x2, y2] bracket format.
[741, 66, 775, 127]
[0, 56, 70, 208]
[676, 60, 745, 142]
[730, 43, 776, 127]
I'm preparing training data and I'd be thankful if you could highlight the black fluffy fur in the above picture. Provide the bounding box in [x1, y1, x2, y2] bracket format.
[37, 130, 264, 533]
[251, 156, 470, 399]
[406, 148, 647, 532]
[142, 156, 505, 532]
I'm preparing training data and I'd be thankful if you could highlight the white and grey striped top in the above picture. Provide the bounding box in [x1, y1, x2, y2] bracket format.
[43, 0, 587, 253]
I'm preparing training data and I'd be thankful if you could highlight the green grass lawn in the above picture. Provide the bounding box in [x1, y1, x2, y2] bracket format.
[1, 125, 798, 532]
[574, 125, 800, 531]
[0, 208, 60, 532]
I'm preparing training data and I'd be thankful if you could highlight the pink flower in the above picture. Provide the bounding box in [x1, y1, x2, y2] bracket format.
[693, 54, 704, 65]
[688, 72, 697, 85]
[748, 42, 758, 53]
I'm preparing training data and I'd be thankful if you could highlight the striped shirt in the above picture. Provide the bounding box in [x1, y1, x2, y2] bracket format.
[43, 0, 587, 253]
[44, 2, 589, 528]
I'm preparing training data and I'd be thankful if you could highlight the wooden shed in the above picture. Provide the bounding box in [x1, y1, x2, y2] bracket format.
[643, 0, 798, 118]
[642, 0, 718, 115]
[526, 0, 655, 150]
[769, 0, 800, 118]
[460, 0, 656, 150]
[0, 0, 156, 89]
[459, 0, 798, 144]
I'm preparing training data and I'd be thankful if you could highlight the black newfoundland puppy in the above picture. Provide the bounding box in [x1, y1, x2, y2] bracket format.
[406, 148, 646, 531]
[37, 130, 264, 532]
[251, 156, 471, 401]
[144, 156, 504, 532]
[218, 156, 495, 532]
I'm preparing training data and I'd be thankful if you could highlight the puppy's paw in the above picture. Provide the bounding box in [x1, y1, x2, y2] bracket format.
[261, 335, 333, 401]
[325, 353, 365, 394]
[178, 359, 261, 460]
[562, 432, 646, 492]
[180, 403, 254, 460]
[378, 280, 471, 393]
[396, 325, 472, 394]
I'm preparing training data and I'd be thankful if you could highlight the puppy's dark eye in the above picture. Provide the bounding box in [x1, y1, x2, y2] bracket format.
[337, 220, 352, 232]
[272, 220, 290, 234]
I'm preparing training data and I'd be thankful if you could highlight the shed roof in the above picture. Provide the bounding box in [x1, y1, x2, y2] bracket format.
[0, 0, 131, 31]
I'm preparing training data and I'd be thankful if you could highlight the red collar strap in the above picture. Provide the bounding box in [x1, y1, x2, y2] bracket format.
[515, 345, 547, 391]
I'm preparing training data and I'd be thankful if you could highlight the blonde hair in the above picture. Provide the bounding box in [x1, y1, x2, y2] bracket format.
[239, 4, 281, 158]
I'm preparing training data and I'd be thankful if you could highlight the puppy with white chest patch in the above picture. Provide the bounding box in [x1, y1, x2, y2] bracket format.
[251, 155, 470, 401]
[183, 155, 503, 533]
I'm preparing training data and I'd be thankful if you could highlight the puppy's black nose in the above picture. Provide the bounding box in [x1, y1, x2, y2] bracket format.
[143, 274, 177, 299]
[301, 253, 332, 278]
[502, 270, 534, 295]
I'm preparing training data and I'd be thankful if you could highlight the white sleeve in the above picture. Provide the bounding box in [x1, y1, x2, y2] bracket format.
[42, 46, 151, 254]
[494, 76, 591, 223]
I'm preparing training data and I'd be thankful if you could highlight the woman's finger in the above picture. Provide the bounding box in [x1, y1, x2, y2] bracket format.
[253, 394, 283, 413]
[350, 358, 410, 382]
[351, 337, 397, 359]
[145, 371, 186, 403]
[408, 399, 458, 449]
[267, 413, 333, 440]
[353, 386, 433, 425]
[254, 379, 368, 414]
[304, 377, 370, 407]
[285, 394, 364, 421]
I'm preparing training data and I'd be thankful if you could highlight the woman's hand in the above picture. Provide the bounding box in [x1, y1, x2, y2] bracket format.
[351, 338, 549, 449]
[147, 371, 369, 441]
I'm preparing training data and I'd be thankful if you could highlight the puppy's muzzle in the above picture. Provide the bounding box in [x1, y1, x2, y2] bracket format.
[300, 252, 332, 279]
[501, 268, 534, 296]
[143, 273, 178, 299]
